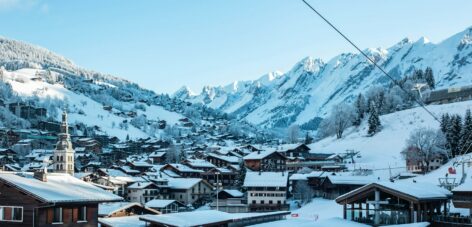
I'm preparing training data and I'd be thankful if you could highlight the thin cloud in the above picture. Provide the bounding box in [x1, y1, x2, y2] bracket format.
[0, 0, 48, 13]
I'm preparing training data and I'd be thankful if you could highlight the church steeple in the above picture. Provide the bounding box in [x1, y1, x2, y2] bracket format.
[53, 110, 75, 175]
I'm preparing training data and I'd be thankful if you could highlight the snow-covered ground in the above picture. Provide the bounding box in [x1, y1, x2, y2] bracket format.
[250, 199, 429, 227]
[310, 100, 472, 177]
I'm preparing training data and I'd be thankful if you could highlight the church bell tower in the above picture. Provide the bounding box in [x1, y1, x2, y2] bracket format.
[53, 111, 75, 175]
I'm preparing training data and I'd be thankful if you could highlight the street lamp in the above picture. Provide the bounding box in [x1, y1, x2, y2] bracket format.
[215, 172, 221, 211]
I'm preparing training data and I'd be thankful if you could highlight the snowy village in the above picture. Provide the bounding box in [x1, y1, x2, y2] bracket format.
[0, 1, 472, 227]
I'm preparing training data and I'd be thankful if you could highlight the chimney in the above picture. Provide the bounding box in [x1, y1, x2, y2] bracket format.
[34, 169, 47, 182]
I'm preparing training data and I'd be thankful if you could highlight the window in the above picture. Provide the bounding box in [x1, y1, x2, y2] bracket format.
[252, 200, 256, 204]
[0, 206, 23, 222]
[53, 207, 62, 223]
[78, 206, 87, 222]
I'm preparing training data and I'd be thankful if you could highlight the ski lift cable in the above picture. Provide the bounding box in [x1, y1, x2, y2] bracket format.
[300, 0, 441, 124]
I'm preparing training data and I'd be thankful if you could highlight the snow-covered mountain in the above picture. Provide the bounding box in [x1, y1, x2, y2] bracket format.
[177, 26, 472, 128]
[0, 37, 263, 141]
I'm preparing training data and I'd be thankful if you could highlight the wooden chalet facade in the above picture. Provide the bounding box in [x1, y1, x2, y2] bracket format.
[243, 150, 287, 172]
[0, 172, 122, 227]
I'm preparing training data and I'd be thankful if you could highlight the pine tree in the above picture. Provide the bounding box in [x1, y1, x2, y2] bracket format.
[412, 69, 424, 81]
[367, 106, 381, 136]
[461, 109, 472, 154]
[126, 134, 130, 141]
[353, 93, 366, 126]
[440, 113, 451, 134]
[424, 67, 435, 89]
[448, 115, 462, 157]
[304, 132, 313, 144]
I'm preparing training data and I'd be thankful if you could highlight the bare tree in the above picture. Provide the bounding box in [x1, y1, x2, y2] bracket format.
[401, 127, 447, 173]
[318, 103, 355, 139]
[294, 180, 314, 205]
[287, 124, 300, 143]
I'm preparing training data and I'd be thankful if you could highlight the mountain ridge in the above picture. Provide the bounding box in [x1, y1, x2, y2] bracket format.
[177, 26, 472, 128]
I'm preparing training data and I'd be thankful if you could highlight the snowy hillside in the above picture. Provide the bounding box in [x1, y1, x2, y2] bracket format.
[0, 37, 266, 141]
[178, 26, 472, 128]
[309, 100, 472, 172]
[1, 68, 184, 140]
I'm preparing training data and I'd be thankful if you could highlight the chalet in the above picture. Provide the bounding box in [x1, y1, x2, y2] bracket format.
[405, 147, 445, 174]
[209, 190, 248, 213]
[160, 164, 203, 178]
[0, 172, 122, 226]
[103, 105, 113, 111]
[149, 150, 167, 164]
[279, 144, 311, 159]
[320, 175, 378, 199]
[336, 181, 451, 225]
[98, 202, 159, 218]
[205, 153, 239, 167]
[425, 85, 472, 104]
[202, 167, 237, 187]
[243, 150, 287, 172]
[0, 148, 17, 159]
[243, 171, 289, 212]
[167, 178, 213, 207]
[75, 138, 102, 153]
[128, 161, 153, 172]
[0, 129, 20, 147]
[127, 182, 167, 204]
[145, 199, 185, 214]
[182, 158, 216, 171]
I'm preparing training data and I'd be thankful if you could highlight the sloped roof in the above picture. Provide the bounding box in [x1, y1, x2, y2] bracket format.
[145, 199, 178, 208]
[326, 175, 378, 185]
[243, 149, 285, 160]
[0, 172, 122, 203]
[336, 181, 452, 203]
[243, 171, 288, 187]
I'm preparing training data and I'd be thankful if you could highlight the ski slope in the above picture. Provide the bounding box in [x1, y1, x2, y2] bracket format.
[310, 100, 472, 172]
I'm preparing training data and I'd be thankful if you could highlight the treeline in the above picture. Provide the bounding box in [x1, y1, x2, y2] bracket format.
[440, 109, 472, 157]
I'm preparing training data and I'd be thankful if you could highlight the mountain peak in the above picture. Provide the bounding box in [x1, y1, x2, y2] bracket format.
[173, 86, 196, 99]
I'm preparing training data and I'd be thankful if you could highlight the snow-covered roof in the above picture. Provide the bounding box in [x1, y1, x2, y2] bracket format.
[99, 215, 147, 227]
[99, 168, 130, 177]
[185, 159, 216, 168]
[243, 171, 288, 187]
[74, 172, 93, 179]
[145, 199, 177, 208]
[120, 166, 140, 173]
[243, 149, 280, 160]
[128, 182, 155, 189]
[222, 189, 244, 198]
[99, 202, 142, 216]
[0, 172, 122, 203]
[377, 181, 452, 199]
[149, 151, 166, 158]
[139, 210, 234, 226]
[452, 180, 472, 192]
[167, 178, 204, 190]
[207, 153, 240, 163]
[337, 181, 452, 202]
[165, 164, 203, 173]
[327, 175, 379, 185]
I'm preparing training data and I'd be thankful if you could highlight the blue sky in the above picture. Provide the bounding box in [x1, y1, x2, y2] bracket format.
[0, 0, 471, 94]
